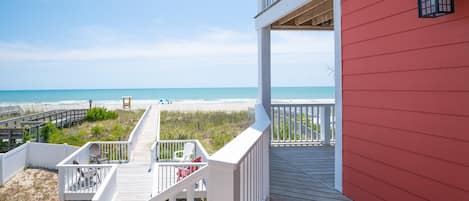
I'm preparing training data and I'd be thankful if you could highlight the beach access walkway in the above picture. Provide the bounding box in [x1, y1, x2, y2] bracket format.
[116, 104, 159, 201]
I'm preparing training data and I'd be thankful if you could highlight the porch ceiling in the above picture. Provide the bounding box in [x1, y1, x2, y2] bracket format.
[271, 0, 333, 30]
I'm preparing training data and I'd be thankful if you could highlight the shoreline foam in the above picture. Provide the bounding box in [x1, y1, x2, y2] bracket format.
[0, 99, 335, 112]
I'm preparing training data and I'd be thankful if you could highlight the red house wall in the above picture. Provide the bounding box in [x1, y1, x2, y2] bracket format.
[341, 0, 469, 200]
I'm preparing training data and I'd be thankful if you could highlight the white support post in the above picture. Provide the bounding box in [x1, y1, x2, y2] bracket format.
[334, 0, 343, 192]
[258, 26, 271, 115]
[207, 162, 237, 201]
[320, 106, 332, 145]
[58, 167, 65, 201]
[258, 25, 271, 200]
[127, 142, 131, 161]
[187, 184, 195, 201]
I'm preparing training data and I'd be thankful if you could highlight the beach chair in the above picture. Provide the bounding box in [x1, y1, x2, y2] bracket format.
[173, 143, 195, 162]
[89, 143, 109, 164]
[72, 160, 101, 188]
[177, 156, 202, 181]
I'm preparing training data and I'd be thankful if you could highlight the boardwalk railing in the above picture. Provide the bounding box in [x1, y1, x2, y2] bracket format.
[270, 103, 335, 146]
[57, 105, 152, 201]
[0, 109, 88, 151]
[127, 105, 152, 159]
[0, 109, 88, 129]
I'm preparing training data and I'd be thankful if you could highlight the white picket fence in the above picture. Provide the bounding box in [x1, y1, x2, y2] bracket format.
[0, 142, 78, 185]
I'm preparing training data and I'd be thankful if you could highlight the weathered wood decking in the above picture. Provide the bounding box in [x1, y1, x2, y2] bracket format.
[117, 105, 159, 201]
[270, 146, 351, 201]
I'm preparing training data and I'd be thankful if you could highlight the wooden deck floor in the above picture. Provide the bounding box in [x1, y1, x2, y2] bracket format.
[270, 146, 351, 201]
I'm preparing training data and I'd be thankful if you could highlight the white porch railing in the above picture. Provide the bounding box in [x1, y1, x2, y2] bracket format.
[152, 140, 209, 163]
[270, 103, 335, 146]
[57, 141, 125, 200]
[94, 141, 129, 163]
[207, 104, 270, 201]
[149, 139, 210, 200]
[150, 165, 208, 201]
[60, 164, 114, 200]
[92, 165, 118, 201]
[262, 0, 280, 10]
[153, 163, 208, 197]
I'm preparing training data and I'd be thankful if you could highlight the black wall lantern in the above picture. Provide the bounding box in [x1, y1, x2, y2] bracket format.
[418, 0, 454, 18]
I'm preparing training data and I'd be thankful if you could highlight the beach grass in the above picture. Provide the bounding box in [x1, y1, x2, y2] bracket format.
[0, 168, 59, 201]
[47, 109, 144, 146]
[159, 110, 254, 154]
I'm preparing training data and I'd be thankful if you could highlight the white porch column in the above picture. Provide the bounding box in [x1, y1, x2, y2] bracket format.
[258, 26, 271, 114]
[334, 0, 343, 192]
[257, 26, 271, 201]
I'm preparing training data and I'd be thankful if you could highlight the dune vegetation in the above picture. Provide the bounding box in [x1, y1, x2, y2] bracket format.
[159, 110, 254, 154]
[43, 109, 144, 146]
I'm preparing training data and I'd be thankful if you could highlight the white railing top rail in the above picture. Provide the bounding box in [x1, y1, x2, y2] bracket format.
[272, 99, 335, 105]
[156, 104, 161, 142]
[128, 105, 152, 145]
[209, 104, 270, 167]
[155, 162, 208, 166]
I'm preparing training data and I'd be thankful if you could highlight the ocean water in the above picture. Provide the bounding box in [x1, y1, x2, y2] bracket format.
[0, 87, 334, 104]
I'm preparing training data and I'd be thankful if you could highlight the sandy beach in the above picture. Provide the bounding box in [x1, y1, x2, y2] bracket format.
[2, 99, 335, 113]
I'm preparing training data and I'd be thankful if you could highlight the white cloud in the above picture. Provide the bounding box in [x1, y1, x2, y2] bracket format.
[0, 28, 333, 66]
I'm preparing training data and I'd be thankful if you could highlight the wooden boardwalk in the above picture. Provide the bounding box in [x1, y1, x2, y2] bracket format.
[117, 105, 159, 201]
[270, 146, 351, 201]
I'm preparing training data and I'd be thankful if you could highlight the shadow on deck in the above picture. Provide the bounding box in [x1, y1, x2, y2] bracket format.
[270, 146, 351, 201]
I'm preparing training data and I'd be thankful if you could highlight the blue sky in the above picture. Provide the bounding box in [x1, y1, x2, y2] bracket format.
[0, 0, 334, 90]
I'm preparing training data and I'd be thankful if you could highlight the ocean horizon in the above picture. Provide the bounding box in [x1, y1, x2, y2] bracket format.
[0, 86, 334, 104]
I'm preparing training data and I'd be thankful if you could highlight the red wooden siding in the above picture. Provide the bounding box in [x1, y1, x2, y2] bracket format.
[341, 0, 469, 200]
